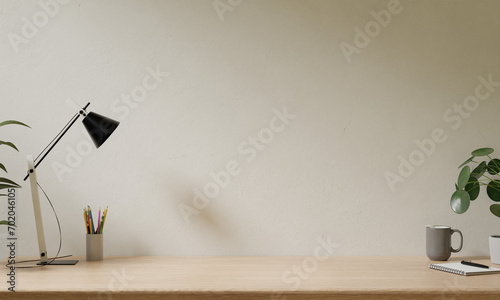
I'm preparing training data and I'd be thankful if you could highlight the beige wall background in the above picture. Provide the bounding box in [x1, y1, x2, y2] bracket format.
[1, 0, 499, 258]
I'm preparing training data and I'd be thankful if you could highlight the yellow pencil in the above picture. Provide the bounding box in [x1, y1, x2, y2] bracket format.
[89, 206, 95, 234]
[84, 209, 89, 234]
[101, 207, 108, 233]
[99, 209, 105, 234]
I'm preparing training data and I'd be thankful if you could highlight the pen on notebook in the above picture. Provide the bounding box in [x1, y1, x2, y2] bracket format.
[461, 260, 490, 269]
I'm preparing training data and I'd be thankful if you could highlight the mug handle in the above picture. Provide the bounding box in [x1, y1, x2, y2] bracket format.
[450, 229, 463, 253]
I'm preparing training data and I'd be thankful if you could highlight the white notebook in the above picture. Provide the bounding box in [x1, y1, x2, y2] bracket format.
[429, 262, 500, 276]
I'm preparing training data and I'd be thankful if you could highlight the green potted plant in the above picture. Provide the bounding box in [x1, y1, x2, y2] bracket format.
[450, 147, 500, 264]
[1, 120, 30, 225]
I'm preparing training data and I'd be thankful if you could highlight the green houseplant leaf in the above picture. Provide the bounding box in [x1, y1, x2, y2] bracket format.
[0, 141, 19, 151]
[457, 166, 470, 190]
[0, 119, 30, 226]
[491, 204, 500, 218]
[487, 180, 500, 202]
[471, 161, 487, 179]
[487, 159, 500, 175]
[458, 156, 474, 169]
[465, 177, 480, 200]
[471, 148, 494, 156]
[0, 120, 30, 152]
[0, 184, 20, 190]
[0, 120, 30, 128]
[0, 177, 21, 188]
[0, 220, 14, 226]
[450, 190, 470, 214]
[451, 147, 500, 219]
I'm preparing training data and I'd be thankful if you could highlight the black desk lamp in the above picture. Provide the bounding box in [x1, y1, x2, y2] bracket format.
[23, 101, 119, 265]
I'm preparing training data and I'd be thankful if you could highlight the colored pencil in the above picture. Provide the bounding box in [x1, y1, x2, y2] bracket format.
[83, 209, 88, 234]
[96, 208, 101, 234]
[84, 206, 108, 234]
[89, 206, 95, 234]
[99, 215, 104, 234]
[87, 208, 91, 234]
[101, 207, 108, 233]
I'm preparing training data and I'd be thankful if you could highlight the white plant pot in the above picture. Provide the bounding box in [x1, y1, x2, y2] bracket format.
[490, 235, 500, 265]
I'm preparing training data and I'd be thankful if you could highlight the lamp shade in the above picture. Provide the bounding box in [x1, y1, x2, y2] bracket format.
[82, 112, 120, 148]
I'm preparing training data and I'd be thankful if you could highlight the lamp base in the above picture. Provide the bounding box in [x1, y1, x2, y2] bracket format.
[37, 259, 79, 265]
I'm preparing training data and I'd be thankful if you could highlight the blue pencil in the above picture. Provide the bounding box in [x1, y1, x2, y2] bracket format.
[89, 206, 95, 234]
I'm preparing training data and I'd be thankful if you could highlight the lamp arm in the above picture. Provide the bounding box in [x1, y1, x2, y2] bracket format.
[23, 102, 90, 181]
[27, 155, 48, 264]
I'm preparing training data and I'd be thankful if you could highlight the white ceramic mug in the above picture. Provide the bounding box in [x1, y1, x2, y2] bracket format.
[489, 235, 500, 265]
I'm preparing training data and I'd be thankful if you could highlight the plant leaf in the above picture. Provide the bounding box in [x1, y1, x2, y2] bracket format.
[471, 148, 494, 157]
[0, 163, 6, 173]
[458, 156, 474, 169]
[487, 180, 500, 202]
[0, 184, 19, 190]
[0, 177, 20, 188]
[450, 190, 471, 214]
[465, 177, 480, 200]
[457, 166, 470, 190]
[487, 159, 500, 175]
[0, 141, 19, 151]
[471, 161, 487, 179]
[0, 220, 15, 226]
[0, 120, 30, 128]
[491, 204, 500, 218]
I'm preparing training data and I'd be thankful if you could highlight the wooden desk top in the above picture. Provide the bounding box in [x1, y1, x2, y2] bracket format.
[1, 256, 500, 299]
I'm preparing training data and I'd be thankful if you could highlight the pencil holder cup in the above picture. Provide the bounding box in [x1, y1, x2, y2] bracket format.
[86, 234, 103, 261]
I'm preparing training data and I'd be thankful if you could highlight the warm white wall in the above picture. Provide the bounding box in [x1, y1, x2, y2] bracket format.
[1, 0, 499, 258]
